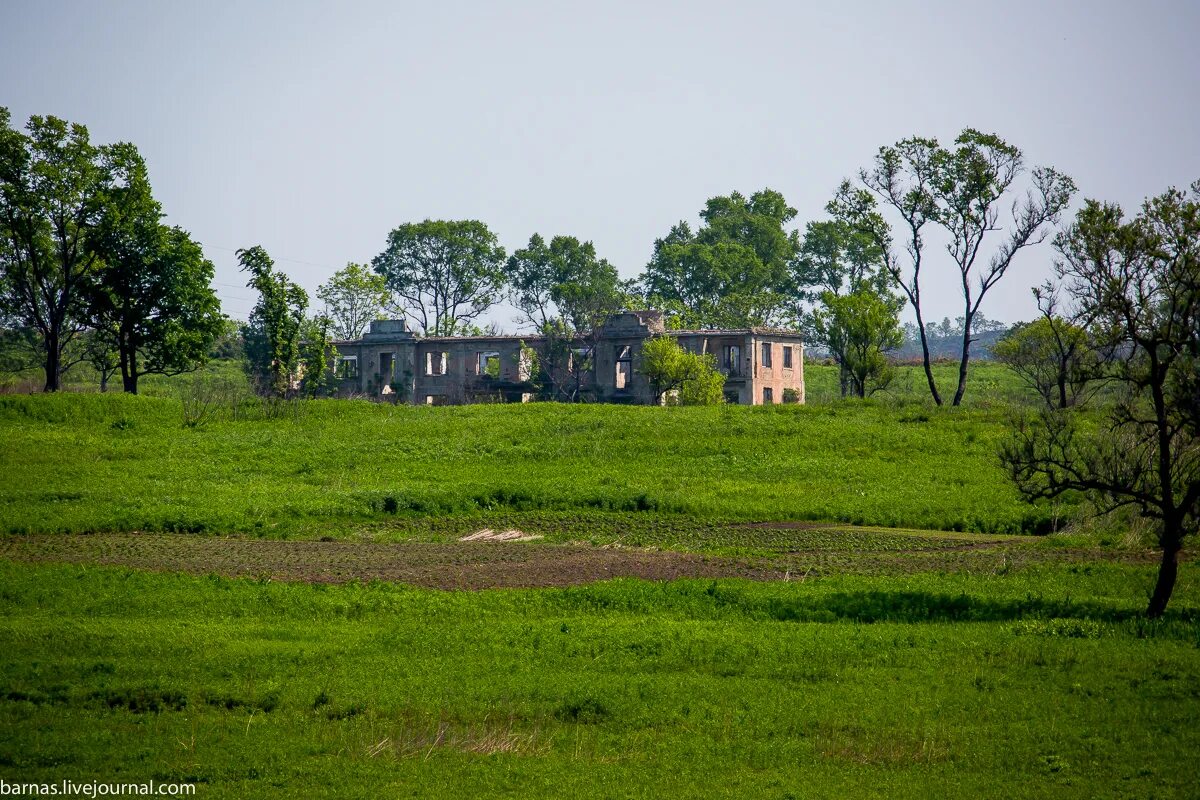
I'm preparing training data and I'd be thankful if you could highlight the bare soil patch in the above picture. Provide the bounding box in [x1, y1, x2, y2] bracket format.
[0, 532, 1166, 589]
[0, 534, 773, 589]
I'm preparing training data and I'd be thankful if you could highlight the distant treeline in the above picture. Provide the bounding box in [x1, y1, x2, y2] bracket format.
[2, 107, 1074, 408]
[894, 317, 1011, 362]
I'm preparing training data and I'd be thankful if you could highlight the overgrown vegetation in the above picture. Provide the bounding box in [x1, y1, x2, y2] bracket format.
[637, 336, 725, 405]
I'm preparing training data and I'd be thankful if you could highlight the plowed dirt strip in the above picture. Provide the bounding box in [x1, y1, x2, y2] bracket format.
[0, 533, 1165, 589]
[0, 535, 777, 588]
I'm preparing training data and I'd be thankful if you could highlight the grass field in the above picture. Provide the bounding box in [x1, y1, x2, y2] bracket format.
[801, 359, 1037, 407]
[3, 363, 1196, 797]
[0, 377, 1059, 538]
[0, 558, 1196, 799]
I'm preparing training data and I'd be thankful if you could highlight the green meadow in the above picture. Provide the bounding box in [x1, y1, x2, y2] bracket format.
[0, 365, 1053, 538]
[1, 562, 1197, 799]
[2, 361, 1197, 798]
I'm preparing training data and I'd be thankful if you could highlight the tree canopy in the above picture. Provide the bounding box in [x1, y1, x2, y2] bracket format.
[317, 262, 391, 341]
[641, 189, 799, 329]
[85, 143, 222, 393]
[834, 129, 1075, 406]
[794, 207, 902, 397]
[637, 336, 725, 405]
[993, 285, 1100, 410]
[506, 233, 629, 401]
[372, 219, 506, 336]
[0, 108, 110, 390]
[506, 234, 624, 333]
[813, 288, 904, 399]
[240, 245, 308, 397]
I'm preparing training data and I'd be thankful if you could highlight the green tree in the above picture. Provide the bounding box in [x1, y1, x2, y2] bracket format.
[240, 317, 271, 392]
[813, 288, 904, 398]
[507, 234, 623, 331]
[85, 144, 222, 394]
[0, 108, 110, 391]
[372, 220, 506, 335]
[793, 212, 898, 396]
[642, 189, 799, 328]
[835, 130, 1075, 406]
[80, 326, 120, 391]
[316, 262, 391, 341]
[300, 314, 337, 398]
[507, 233, 566, 331]
[208, 316, 243, 361]
[637, 336, 725, 405]
[506, 233, 626, 400]
[0, 323, 42, 379]
[240, 246, 308, 398]
[993, 285, 1100, 409]
[1001, 182, 1200, 617]
[792, 218, 889, 306]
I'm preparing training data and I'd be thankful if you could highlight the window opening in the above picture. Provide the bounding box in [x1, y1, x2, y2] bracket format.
[477, 351, 501, 378]
[615, 345, 632, 389]
[723, 345, 741, 376]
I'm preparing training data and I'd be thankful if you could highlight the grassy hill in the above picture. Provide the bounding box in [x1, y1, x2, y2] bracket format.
[0, 382, 1054, 537]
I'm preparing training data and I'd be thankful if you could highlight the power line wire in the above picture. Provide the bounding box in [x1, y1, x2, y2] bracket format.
[204, 243, 345, 272]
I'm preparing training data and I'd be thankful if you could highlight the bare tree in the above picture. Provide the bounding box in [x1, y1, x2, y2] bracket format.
[834, 130, 1075, 406]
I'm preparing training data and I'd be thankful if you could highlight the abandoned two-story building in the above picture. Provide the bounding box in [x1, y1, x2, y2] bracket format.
[332, 310, 804, 406]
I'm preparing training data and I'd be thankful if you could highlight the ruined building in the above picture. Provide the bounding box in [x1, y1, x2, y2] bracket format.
[333, 311, 804, 406]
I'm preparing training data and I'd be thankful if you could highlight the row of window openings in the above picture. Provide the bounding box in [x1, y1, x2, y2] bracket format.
[718, 343, 794, 374]
[353, 349, 585, 382]
[340, 343, 795, 383]
[338, 352, 506, 380]
[615, 343, 794, 388]
[416, 389, 778, 406]
[758, 344, 794, 370]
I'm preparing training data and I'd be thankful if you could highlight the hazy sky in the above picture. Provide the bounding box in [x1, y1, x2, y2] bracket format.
[2, 0, 1198, 328]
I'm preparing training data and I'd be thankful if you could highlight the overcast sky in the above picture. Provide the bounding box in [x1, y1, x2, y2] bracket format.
[2, 0, 1198, 329]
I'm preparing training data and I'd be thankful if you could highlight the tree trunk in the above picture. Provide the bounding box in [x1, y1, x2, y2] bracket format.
[99, 372, 109, 392]
[1147, 543, 1180, 619]
[912, 310, 941, 406]
[1142, 544, 1180, 618]
[120, 343, 139, 394]
[952, 319, 973, 407]
[43, 329, 61, 392]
